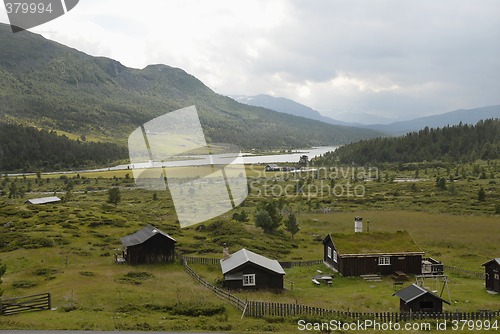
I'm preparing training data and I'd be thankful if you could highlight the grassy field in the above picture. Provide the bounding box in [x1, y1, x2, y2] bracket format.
[0, 160, 498, 332]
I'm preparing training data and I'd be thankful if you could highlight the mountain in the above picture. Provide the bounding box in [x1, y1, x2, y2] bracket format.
[232, 94, 357, 126]
[233, 95, 500, 137]
[0, 23, 383, 152]
[329, 111, 395, 125]
[313, 119, 500, 165]
[360, 105, 500, 135]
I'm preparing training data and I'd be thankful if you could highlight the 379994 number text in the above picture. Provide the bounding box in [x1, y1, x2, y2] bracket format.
[452, 319, 498, 331]
[5, 2, 53, 14]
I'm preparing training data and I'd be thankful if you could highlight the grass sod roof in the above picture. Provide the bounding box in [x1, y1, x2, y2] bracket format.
[329, 231, 424, 255]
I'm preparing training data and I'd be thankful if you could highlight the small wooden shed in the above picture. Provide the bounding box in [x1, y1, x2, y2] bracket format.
[482, 258, 500, 294]
[120, 225, 176, 265]
[220, 248, 285, 290]
[323, 231, 424, 277]
[394, 284, 450, 313]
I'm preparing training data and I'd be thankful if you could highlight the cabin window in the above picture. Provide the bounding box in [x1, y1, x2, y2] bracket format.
[378, 256, 391, 265]
[495, 273, 500, 280]
[243, 274, 256, 286]
[333, 250, 338, 263]
[327, 246, 332, 259]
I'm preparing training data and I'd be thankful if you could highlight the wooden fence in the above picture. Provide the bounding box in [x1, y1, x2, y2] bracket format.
[279, 259, 323, 269]
[182, 255, 323, 269]
[182, 256, 220, 266]
[182, 260, 246, 311]
[245, 300, 500, 321]
[0, 293, 51, 316]
[444, 265, 485, 279]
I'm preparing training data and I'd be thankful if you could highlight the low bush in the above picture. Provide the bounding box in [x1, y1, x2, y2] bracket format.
[124, 271, 154, 280]
[171, 304, 226, 317]
[32, 268, 59, 276]
[12, 280, 37, 289]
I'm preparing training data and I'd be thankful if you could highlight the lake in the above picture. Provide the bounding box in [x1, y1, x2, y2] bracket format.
[241, 146, 338, 164]
[122, 146, 339, 170]
[10, 146, 339, 176]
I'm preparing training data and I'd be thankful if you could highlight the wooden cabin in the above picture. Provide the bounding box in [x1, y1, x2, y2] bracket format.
[482, 258, 500, 294]
[394, 284, 450, 313]
[265, 164, 280, 171]
[323, 231, 424, 277]
[120, 225, 176, 265]
[220, 248, 285, 290]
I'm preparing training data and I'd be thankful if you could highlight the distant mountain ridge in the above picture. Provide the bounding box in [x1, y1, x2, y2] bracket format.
[359, 105, 500, 134]
[0, 23, 383, 151]
[234, 94, 500, 135]
[232, 94, 357, 126]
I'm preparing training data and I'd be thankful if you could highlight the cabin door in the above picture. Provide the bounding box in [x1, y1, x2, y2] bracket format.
[494, 271, 500, 292]
[394, 257, 406, 273]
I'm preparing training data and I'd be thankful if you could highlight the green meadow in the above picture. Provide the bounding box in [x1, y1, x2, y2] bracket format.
[0, 160, 498, 333]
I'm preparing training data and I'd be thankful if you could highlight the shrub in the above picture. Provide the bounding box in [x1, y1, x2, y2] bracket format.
[115, 303, 143, 313]
[60, 303, 78, 312]
[124, 271, 154, 280]
[12, 280, 37, 289]
[33, 268, 58, 276]
[116, 271, 154, 285]
[171, 304, 226, 317]
[23, 237, 54, 249]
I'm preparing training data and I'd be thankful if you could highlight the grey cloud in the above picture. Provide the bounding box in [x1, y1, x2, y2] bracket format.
[239, 0, 500, 118]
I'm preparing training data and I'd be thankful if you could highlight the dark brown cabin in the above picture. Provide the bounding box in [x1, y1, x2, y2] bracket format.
[220, 248, 285, 290]
[394, 284, 450, 313]
[120, 225, 176, 265]
[323, 232, 424, 277]
[482, 258, 500, 294]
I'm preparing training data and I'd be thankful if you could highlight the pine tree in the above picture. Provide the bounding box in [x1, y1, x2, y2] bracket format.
[108, 187, 121, 206]
[254, 209, 275, 233]
[284, 213, 300, 239]
[478, 187, 486, 202]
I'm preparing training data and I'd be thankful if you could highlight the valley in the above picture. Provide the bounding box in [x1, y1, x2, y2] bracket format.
[0, 160, 498, 333]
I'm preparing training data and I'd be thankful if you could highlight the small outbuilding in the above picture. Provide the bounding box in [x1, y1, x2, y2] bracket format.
[323, 231, 424, 277]
[482, 258, 500, 294]
[394, 283, 450, 313]
[120, 225, 176, 265]
[220, 248, 285, 290]
[25, 196, 61, 205]
[265, 164, 280, 172]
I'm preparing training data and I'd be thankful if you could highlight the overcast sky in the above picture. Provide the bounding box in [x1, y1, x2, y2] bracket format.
[1, 0, 499, 122]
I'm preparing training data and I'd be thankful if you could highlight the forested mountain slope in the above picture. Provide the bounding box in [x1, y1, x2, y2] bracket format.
[314, 119, 500, 165]
[0, 23, 383, 151]
[0, 122, 127, 171]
